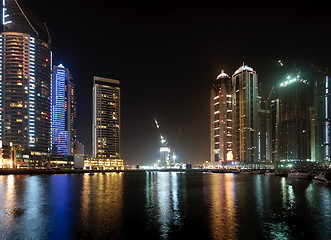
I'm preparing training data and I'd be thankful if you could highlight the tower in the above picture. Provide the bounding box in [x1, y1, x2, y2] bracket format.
[0, 0, 52, 152]
[278, 77, 311, 161]
[51, 64, 76, 155]
[210, 70, 233, 164]
[314, 72, 331, 163]
[92, 76, 120, 159]
[232, 64, 258, 164]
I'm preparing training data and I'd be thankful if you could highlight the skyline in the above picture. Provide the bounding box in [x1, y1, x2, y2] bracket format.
[14, 0, 331, 165]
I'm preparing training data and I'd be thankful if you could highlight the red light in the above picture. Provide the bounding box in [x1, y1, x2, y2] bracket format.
[45, 59, 49, 62]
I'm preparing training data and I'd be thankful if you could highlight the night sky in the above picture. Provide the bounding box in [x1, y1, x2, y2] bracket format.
[16, 0, 331, 165]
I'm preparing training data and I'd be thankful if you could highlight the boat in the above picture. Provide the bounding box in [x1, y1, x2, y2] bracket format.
[265, 170, 277, 176]
[239, 170, 252, 175]
[275, 170, 288, 177]
[314, 169, 331, 183]
[89, 172, 95, 176]
[314, 172, 330, 183]
[287, 169, 314, 179]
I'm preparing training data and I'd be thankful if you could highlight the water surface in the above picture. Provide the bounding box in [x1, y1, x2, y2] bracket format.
[0, 172, 330, 239]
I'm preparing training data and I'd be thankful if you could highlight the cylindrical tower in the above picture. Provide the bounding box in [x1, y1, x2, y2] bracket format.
[0, 0, 51, 152]
[210, 70, 233, 164]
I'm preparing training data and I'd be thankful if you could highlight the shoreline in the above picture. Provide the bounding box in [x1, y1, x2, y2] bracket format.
[0, 168, 213, 175]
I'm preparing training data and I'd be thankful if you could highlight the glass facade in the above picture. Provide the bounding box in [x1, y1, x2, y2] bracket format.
[92, 76, 120, 159]
[51, 64, 76, 155]
[232, 65, 258, 163]
[278, 79, 311, 161]
[314, 73, 331, 163]
[0, 0, 51, 152]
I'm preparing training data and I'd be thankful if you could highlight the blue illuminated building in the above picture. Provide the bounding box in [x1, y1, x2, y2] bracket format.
[52, 64, 76, 155]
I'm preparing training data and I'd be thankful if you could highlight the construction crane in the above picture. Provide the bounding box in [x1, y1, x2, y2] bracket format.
[311, 64, 328, 75]
[154, 117, 171, 167]
[279, 59, 302, 78]
[172, 128, 182, 165]
[278, 60, 290, 77]
[154, 117, 167, 146]
[154, 117, 182, 166]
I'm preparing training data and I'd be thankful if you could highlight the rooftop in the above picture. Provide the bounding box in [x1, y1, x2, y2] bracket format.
[216, 70, 230, 79]
[234, 64, 254, 75]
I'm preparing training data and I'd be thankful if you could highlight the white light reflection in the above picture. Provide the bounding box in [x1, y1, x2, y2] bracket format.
[157, 172, 171, 239]
[281, 178, 295, 211]
[171, 172, 181, 226]
[147, 172, 183, 238]
[21, 176, 47, 239]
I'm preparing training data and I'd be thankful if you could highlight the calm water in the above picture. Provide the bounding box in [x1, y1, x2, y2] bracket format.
[0, 172, 330, 240]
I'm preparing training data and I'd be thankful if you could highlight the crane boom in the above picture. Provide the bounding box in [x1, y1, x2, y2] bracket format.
[278, 60, 290, 77]
[267, 86, 274, 101]
[154, 117, 166, 145]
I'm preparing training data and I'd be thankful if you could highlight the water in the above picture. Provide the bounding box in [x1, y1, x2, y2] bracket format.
[0, 172, 330, 240]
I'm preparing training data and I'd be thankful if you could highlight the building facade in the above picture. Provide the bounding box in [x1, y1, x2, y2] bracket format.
[92, 76, 120, 159]
[210, 70, 233, 164]
[257, 96, 270, 163]
[0, 0, 52, 152]
[232, 65, 259, 163]
[278, 77, 311, 161]
[269, 99, 279, 163]
[51, 64, 76, 155]
[314, 72, 331, 163]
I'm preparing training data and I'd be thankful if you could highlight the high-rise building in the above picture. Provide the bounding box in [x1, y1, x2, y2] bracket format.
[0, 0, 52, 152]
[92, 76, 120, 159]
[210, 70, 233, 164]
[257, 96, 270, 163]
[51, 64, 76, 155]
[269, 99, 279, 163]
[278, 77, 311, 161]
[160, 146, 171, 167]
[232, 64, 259, 163]
[314, 71, 330, 163]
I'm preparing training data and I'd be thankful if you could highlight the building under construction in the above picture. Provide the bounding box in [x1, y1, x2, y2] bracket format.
[154, 118, 180, 168]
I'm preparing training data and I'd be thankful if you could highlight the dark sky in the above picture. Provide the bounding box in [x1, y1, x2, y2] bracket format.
[18, 0, 331, 165]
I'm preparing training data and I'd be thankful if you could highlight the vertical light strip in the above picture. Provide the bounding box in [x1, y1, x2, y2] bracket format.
[0, 34, 2, 139]
[2, 0, 12, 25]
[325, 76, 329, 160]
[50, 51, 53, 152]
[29, 37, 36, 147]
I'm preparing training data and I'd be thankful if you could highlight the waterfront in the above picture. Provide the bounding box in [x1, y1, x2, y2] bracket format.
[0, 172, 330, 239]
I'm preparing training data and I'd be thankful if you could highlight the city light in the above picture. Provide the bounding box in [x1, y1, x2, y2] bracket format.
[2, 0, 12, 25]
[29, 37, 36, 147]
[280, 77, 308, 87]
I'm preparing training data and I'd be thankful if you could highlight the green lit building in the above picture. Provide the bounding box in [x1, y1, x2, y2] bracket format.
[278, 77, 311, 161]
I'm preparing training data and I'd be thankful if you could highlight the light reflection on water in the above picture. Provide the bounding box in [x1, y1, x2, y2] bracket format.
[209, 173, 237, 240]
[0, 173, 330, 239]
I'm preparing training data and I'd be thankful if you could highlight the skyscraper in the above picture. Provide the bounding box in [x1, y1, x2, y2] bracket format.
[210, 70, 233, 164]
[269, 99, 279, 163]
[232, 64, 258, 164]
[314, 71, 330, 163]
[278, 77, 311, 161]
[92, 76, 120, 159]
[0, 0, 52, 152]
[51, 64, 76, 155]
